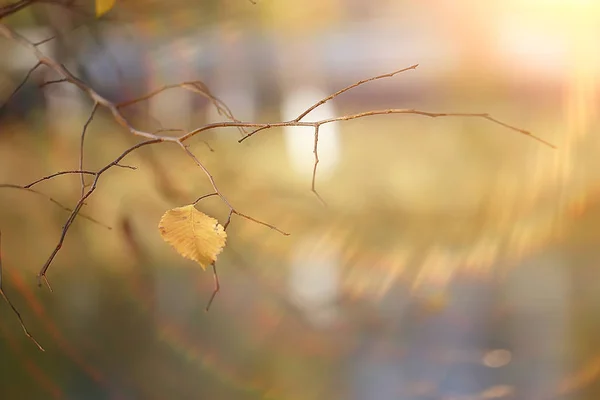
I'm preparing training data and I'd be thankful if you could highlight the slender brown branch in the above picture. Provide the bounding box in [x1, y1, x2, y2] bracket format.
[223, 209, 234, 230]
[193, 192, 218, 205]
[182, 81, 246, 133]
[205, 208, 233, 312]
[23, 170, 96, 188]
[155, 128, 185, 134]
[0, 23, 168, 142]
[231, 211, 289, 235]
[179, 142, 288, 235]
[0, 183, 111, 229]
[238, 125, 271, 143]
[37, 139, 162, 287]
[117, 80, 247, 136]
[311, 126, 327, 206]
[80, 103, 99, 196]
[201, 140, 215, 152]
[177, 142, 232, 206]
[318, 109, 557, 149]
[205, 261, 220, 312]
[0, 61, 41, 110]
[39, 78, 67, 88]
[0, 20, 555, 309]
[0, 231, 45, 351]
[0, 0, 34, 20]
[295, 63, 419, 121]
[114, 163, 136, 170]
[236, 109, 555, 148]
[33, 35, 55, 47]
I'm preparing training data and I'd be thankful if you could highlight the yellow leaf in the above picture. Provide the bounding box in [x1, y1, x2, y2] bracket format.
[158, 205, 227, 270]
[96, 0, 116, 17]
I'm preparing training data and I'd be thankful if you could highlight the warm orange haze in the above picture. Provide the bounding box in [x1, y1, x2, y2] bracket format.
[0, 0, 599, 399]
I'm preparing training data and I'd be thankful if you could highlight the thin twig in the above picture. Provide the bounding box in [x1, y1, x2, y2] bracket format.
[0, 0, 34, 20]
[0, 61, 41, 110]
[0, 184, 111, 229]
[223, 209, 234, 230]
[201, 140, 214, 152]
[37, 139, 162, 287]
[205, 262, 220, 312]
[117, 80, 247, 136]
[236, 109, 556, 149]
[154, 128, 185, 134]
[295, 63, 419, 121]
[114, 163, 136, 170]
[205, 209, 233, 312]
[0, 231, 45, 351]
[23, 170, 96, 189]
[180, 141, 289, 234]
[193, 192, 218, 205]
[80, 103, 99, 196]
[0, 24, 168, 142]
[39, 78, 67, 88]
[0, 20, 555, 304]
[33, 35, 55, 47]
[311, 125, 327, 206]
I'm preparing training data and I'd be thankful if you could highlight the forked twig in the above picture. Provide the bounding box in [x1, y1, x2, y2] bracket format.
[0, 183, 110, 229]
[0, 231, 45, 351]
[179, 142, 289, 235]
[295, 63, 419, 121]
[0, 19, 554, 302]
[36, 139, 162, 288]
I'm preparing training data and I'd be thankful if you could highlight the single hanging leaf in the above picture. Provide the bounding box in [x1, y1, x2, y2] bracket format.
[96, 0, 116, 17]
[158, 205, 227, 270]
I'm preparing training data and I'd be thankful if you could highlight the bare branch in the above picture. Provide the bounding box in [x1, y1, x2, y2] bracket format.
[180, 142, 288, 235]
[205, 261, 220, 312]
[202, 140, 215, 152]
[0, 19, 554, 309]
[205, 208, 233, 312]
[80, 103, 99, 196]
[155, 128, 185, 134]
[0, 61, 41, 110]
[37, 139, 162, 287]
[311, 126, 327, 206]
[23, 170, 96, 189]
[33, 35, 55, 47]
[295, 63, 419, 121]
[0, 0, 34, 20]
[223, 209, 234, 230]
[114, 163, 136, 170]
[39, 78, 67, 88]
[0, 183, 111, 229]
[231, 210, 290, 235]
[0, 231, 45, 351]
[234, 108, 555, 149]
[118, 80, 247, 135]
[0, 23, 167, 142]
[238, 125, 271, 143]
[193, 192, 218, 205]
[318, 109, 557, 149]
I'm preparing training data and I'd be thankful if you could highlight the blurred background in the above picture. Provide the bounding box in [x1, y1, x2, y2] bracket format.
[1, 0, 600, 399]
